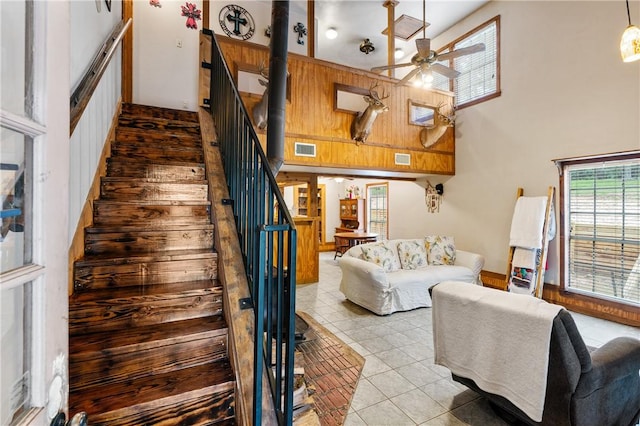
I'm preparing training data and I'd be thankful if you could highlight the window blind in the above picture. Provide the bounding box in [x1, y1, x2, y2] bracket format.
[566, 160, 640, 306]
[453, 20, 498, 106]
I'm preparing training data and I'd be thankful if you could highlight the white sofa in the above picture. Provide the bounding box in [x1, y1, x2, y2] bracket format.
[338, 238, 485, 315]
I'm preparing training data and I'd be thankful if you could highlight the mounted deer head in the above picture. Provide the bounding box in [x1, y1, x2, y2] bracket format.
[419, 102, 455, 149]
[252, 61, 270, 130]
[350, 83, 390, 144]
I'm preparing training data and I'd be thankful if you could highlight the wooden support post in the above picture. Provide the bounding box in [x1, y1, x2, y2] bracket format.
[307, 0, 315, 58]
[383, 0, 399, 78]
[122, 0, 133, 103]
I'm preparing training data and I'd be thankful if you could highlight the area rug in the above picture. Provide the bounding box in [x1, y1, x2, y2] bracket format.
[295, 311, 365, 426]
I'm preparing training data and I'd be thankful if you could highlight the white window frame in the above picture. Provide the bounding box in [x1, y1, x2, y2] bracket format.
[366, 183, 389, 240]
[1, 1, 49, 423]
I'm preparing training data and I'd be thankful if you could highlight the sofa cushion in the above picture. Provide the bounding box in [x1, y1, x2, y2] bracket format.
[361, 242, 401, 272]
[425, 236, 456, 265]
[397, 240, 428, 270]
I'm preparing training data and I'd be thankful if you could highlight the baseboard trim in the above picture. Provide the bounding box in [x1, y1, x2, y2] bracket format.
[481, 269, 640, 327]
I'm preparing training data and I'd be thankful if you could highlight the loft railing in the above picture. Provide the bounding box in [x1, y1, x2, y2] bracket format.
[204, 29, 297, 425]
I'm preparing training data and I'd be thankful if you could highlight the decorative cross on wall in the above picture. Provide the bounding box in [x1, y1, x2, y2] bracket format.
[294, 22, 307, 45]
[227, 10, 247, 35]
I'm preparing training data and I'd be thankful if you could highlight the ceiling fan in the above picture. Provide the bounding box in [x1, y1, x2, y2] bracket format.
[371, 0, 486, 86]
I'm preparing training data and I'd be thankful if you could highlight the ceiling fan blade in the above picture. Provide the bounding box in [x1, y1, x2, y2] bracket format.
[437, 43, 485, 61]
[396, 67, 422, 86]
[430, 63, 461, 79]
[415, 38, 431, 58]
[370, 62, 414, 72]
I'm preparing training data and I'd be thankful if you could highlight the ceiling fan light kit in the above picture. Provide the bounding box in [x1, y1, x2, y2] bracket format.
[360, 38, 375, 54]
[621, 0, 640, 62]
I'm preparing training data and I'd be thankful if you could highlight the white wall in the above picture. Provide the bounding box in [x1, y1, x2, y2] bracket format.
[209, 0, 308, 56]
[69, 1, 123, 242]
[70, 0, 122, 89]
[419, 1, 640, 283]
[133, 0, 201, 110]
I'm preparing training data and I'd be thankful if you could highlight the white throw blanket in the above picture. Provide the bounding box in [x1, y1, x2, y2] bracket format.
[509, 196, 556, 249]
[432, 281, 563, 422]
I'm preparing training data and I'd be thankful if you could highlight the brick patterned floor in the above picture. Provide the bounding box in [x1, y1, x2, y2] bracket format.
[296, 311, 365, 426]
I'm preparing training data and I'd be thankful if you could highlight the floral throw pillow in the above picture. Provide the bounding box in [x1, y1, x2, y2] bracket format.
[425, 236, 456, 266]
[361, 243, 400, 272]
[397, 240, 428, 270]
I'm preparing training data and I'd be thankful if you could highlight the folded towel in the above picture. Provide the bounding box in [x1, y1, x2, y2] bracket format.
[433, 281, 563, 422]
[509, 197, 548, 249]
[512, 247, 537, 269]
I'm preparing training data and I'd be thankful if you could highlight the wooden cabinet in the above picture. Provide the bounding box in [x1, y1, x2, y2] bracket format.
[338, 198, 365, 231]
[294, 184, 325, 246]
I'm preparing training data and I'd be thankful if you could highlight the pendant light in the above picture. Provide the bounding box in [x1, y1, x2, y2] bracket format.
[620, 0, 640, 62]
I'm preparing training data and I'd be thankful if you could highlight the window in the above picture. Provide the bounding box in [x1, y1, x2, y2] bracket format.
[436, 16, 500, 108]
[558, 153, 640, 307]
[367, 183, 388, 240]
[1, 1, 46, 424]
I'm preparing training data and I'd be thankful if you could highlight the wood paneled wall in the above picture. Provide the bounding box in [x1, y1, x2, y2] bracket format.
[217, 37, 455, 175]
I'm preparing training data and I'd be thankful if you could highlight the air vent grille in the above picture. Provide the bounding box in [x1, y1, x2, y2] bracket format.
[294, 142, 316, 157]
[395, 153, 411, 165]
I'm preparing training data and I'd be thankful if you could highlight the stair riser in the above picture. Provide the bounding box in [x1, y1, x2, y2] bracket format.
[69, 360, 235, 419]
[117, 116, 201, 136]
[74, 258, 217, 291]
[70, 335, 228, 391]
[93, 202, 210, 226]
[100, 181, 208, 201]
[69, 290, 223, 335]
[115, 128, 201, 147]
[110, 146, 204, 163]
[85, 385, 235, 426]
[107, 161, 205, 180]
[84, 228, 214, 255]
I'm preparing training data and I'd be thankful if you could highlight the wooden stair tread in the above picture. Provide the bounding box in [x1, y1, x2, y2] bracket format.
[94, 199, 211, 207]
[75, 248, 217, 267]
[117, 116, 201, 136]
[101, 177, 208, 184]
[69, 315, 227, 354]
[68, 361, 235, 418]
[114, 127, 202, 146]
[111, 139, 204, 153]
[85, 223, 214, 234]
[69, 316, 229, 392]
[70, 278, 221, 303]
[121, 103, 199, 123]
[107, 157, 205, 168]
[68, 287, 223, 335]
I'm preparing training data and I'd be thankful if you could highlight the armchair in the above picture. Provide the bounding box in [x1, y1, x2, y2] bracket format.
[431, 282, 640, 426]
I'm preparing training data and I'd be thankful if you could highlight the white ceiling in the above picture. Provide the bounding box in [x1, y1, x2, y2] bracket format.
[304, 0, 490, 71]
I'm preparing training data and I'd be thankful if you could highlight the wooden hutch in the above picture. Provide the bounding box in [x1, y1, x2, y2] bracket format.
[336, 198, 366, 233]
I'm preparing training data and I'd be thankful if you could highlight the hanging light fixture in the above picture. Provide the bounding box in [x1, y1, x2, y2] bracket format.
[359, 39, 375, 54]
[620, 0, 640, 62]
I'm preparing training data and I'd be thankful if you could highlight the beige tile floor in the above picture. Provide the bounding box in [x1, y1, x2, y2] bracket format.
[295, 252, 640, 426]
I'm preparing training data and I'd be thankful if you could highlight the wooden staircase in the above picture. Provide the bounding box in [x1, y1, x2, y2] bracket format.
[68, 104, 236, 425]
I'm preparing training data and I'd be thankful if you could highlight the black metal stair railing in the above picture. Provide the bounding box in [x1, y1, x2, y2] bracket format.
[204, 29, 297, 426]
